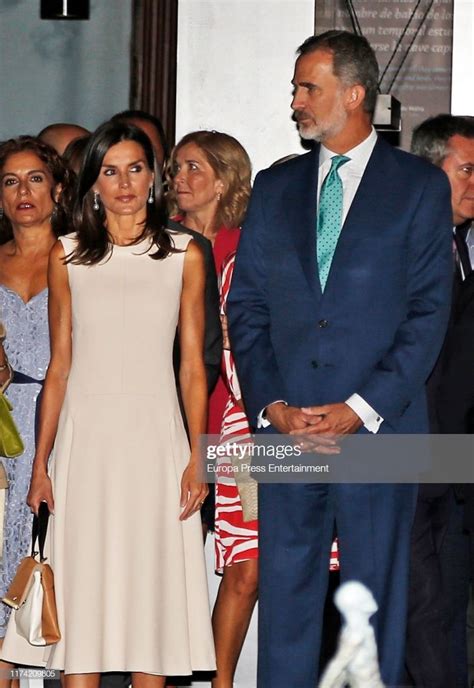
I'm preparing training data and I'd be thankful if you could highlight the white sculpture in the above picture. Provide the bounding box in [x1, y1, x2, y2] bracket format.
[318, 581, 385, 688]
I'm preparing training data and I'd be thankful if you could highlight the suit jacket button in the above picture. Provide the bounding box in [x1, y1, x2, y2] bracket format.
[311, 360, 318, 368]
[318, 319, 328, 328]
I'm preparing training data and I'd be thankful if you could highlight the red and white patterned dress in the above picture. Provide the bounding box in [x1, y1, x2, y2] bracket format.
[215, 253, 258, 573]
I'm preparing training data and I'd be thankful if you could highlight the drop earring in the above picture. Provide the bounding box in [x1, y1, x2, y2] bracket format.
[217, 192, 222, 202]
[93, 191, 100, 211]
[147, 187, 154, 204]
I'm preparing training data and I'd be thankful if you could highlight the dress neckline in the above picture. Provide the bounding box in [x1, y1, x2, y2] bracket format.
[0, 284, 47, 306]
[109, 236, 153, 251]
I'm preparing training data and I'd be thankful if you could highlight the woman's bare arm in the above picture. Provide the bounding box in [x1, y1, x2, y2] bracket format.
[28, 240, 72, 514]
[178, 239, 209, 520]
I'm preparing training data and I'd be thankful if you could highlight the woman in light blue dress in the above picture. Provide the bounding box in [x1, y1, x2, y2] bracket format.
[0, 137, 72, 664]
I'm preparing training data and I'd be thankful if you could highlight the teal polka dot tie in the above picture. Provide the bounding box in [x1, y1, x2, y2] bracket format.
[317, 155, 350, 291]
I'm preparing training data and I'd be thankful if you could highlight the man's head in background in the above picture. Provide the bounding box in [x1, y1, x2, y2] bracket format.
[38, 123, 90, 156]
[411, 115, 474, 226]
[111, 110, 168, 169]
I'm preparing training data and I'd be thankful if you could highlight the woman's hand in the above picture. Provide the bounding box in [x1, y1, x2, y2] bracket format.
[179, 452, 208, 521]
[27, 469, 54, 515]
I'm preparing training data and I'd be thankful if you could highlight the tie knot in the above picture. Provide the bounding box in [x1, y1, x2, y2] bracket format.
[330, 155, 350, 171]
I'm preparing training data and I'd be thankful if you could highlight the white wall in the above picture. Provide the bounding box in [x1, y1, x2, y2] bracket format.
[0, 0, 132, 139]
[451, 0, 474, 114]
[177, 4, 314, 684]
[176, 0, 315, 176]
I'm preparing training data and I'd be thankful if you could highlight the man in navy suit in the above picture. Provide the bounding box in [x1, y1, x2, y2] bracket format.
[405, 114, 474, 688]
[227, 31, 453, 687]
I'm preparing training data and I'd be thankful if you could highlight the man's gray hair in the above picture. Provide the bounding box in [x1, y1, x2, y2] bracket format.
[411, 114, 474, 166]
[297, 31, 379, 114]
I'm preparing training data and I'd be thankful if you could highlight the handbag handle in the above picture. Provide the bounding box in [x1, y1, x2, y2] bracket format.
[31, 502, 50, 562]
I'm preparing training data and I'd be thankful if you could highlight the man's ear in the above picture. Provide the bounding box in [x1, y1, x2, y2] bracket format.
[345, 84, 366, 111]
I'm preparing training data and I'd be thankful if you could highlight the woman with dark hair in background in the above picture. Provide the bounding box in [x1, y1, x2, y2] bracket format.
[1, 121, 215, 686]
[0, 136, 72, 684]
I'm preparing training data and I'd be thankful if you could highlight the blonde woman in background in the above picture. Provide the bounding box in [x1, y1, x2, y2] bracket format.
[167, 131, 251, 539]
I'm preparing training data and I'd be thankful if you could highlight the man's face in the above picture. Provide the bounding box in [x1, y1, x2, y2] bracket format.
[291, 50, 350, 144]
[441, 134, 474, 226]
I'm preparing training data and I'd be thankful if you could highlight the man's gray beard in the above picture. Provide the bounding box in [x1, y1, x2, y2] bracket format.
[298, 126, 323, 142]
[297, 122, 324, 142]
[297, 111, 348, 143]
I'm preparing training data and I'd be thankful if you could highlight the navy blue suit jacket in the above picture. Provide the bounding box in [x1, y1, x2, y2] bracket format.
[228, 137, 453, 434]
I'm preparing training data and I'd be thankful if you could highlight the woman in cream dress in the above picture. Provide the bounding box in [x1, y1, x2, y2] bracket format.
[1, 122, 215, 686]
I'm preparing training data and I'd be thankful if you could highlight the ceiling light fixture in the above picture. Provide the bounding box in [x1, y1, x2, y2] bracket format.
[40, 0, 90, 20]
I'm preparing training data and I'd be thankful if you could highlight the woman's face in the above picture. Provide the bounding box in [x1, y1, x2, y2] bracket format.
[93, 140, 154, 217]
[172, 143, 224, 216]
[0, 151, 58, 229]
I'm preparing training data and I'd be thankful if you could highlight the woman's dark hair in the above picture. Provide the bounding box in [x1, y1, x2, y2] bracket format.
[68, 120, 173, 265]
[111, 110, 169, 162]
[62, 134, 91, 175]
[0, 136, 74, 244]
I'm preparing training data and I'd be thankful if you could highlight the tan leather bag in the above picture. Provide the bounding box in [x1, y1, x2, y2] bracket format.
[2, 503, 60, 645]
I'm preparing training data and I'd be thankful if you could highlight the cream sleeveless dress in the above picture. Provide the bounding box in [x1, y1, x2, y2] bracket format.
[1, 232, 215, 675]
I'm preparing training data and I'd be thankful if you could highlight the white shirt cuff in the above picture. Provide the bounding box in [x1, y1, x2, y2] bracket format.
[257, 400, 287, 428]
[345, 394, 383, 433]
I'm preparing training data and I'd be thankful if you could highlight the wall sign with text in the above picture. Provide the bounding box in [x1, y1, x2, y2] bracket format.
[315, 0, 453, 149]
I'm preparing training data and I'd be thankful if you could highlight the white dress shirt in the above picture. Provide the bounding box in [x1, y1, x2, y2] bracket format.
[260, 128, 384, 432]
[317, 127, 377, 224]
[465, 226, 474, 270]
[453, 223, 474, 281]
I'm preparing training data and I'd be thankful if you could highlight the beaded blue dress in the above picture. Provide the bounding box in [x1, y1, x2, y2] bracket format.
[0, 285, 49, 637]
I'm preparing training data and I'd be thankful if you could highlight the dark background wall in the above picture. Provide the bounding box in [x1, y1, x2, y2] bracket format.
[0, 0, 132, 139]
[315, 0, 454, 149]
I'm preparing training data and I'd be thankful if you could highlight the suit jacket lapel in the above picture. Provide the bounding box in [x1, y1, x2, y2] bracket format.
[323, 137, 397, 292]
[278, 138, 401, 297]
[280, 147, 321, 298]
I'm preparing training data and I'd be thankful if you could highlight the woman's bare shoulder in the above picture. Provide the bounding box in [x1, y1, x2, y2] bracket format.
[185, 238, 205, 264]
